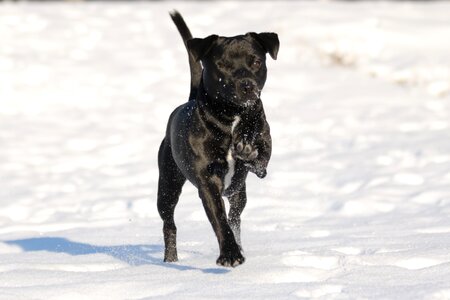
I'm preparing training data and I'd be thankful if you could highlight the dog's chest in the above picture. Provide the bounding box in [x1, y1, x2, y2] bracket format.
[223, 116, 240, 190]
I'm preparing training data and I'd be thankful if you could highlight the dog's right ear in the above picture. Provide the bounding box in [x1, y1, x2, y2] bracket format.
[187, 34, 218, 62]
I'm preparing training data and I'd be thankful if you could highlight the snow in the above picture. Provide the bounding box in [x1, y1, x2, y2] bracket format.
[1, 1, 450, 299]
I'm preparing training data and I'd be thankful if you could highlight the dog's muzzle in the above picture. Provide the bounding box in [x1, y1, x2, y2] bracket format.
[238, 79, 260, 104]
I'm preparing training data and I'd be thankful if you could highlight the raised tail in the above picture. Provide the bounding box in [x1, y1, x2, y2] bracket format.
[170, 10, 202, 101]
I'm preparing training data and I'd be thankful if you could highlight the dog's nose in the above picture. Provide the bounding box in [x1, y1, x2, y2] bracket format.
[239, 79, 256, 95]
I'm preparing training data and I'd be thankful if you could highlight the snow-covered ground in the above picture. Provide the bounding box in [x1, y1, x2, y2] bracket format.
[1, 1, 450, 299]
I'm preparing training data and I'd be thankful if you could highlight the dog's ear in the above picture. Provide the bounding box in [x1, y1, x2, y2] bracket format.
[249, 32, 279, 60]
[187, 34, 219, 62]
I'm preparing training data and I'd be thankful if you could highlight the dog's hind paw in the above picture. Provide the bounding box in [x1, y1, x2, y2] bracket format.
[164, 254, 178, 263]
[216, 253, 245, 268]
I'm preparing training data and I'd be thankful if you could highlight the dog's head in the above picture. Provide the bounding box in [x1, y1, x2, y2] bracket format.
[187, 32, 279, 108]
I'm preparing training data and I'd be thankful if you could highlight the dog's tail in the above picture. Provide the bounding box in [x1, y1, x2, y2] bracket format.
[170, 10, 202, 101]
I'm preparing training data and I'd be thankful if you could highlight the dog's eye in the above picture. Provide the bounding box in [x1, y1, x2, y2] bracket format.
[253, 59, 262, 69]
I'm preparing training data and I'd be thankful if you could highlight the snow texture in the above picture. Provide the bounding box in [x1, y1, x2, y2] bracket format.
[1, 1, 450, 299]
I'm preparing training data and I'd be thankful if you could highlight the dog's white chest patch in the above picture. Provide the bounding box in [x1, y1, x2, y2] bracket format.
[224, 116, 240, 190]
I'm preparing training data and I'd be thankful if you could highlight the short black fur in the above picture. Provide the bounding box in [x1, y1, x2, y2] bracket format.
[158, 10, 279, 267]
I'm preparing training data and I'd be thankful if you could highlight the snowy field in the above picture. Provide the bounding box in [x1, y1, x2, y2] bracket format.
[1, 1, 450, 299]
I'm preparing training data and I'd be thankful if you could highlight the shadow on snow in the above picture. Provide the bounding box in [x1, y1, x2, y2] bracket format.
[4, 237, 229, 274]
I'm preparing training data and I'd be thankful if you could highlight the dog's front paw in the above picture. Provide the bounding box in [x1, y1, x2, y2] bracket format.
[233, 140, 258, 161]
[216, 252, 245, 268]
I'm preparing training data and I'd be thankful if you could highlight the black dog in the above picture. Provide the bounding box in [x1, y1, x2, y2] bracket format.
[157, 10, 279, 267]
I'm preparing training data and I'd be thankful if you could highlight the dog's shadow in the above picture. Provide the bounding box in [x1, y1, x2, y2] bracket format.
[5, 237, 229, 274]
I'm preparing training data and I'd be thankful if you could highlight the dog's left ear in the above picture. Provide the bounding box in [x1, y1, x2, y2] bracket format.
[249, 32, 279, 60]
[187, 34, 219, 62]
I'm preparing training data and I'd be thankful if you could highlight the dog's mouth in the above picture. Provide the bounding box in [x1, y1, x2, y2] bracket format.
[240, 88, 261, 106]
[235, 79, 261, 105]
[231, 93, 260, 108]
[243, 95, 260, 107]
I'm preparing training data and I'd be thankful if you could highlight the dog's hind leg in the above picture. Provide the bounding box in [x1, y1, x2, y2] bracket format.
[157, 139, 186, 262]
[227, 184, 247, 250]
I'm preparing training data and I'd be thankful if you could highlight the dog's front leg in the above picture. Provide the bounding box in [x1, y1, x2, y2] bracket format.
[198, 176, 245, 267]
[232, 105, 272, 178]
[233, 125, 271, 178]
[250, 118, 272, 178]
